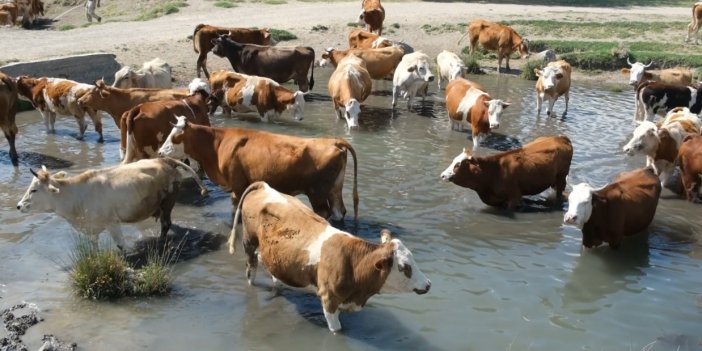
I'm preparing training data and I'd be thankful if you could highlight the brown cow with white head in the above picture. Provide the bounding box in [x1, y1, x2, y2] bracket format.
[535, 60, 571, 118]
[620, 58, 692, 87]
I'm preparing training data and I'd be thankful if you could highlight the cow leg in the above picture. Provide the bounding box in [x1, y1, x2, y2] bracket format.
[472, 133, 485, 151]
[391, 85, 398, 109]
[328, 170, 347, 221]
[309, 192, 332, 220]
[563, 92, 569, 117]
[158, 187, 178, 238]
[74, 115, 87, 140]
[497, 56, 503, 74]
[106, 224, 126, 252]
[87, 109, 103, 143]
[554, 173, 567, 204]
[406, 90, 415, 111]
[536, 92, 543, 116]
[271, 275, 282, 295]
[320, 294, 342, 332]
[335, 107, 344, 120]
[2, 125, 18, 167]
[244, 237, 258, 286]
[507, 193, 522, 211]
[437, 75, 442, 90]
[197, 53, 209, 78]
[504, 55, 511, 72]
[547, 96, 557, 118]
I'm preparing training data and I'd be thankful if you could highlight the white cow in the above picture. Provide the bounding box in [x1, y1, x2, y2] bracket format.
[16, 158, 208, 250]
[436, 50, 466, 89]
[113, 58, 173, 89]
[392, 51, 434, 111]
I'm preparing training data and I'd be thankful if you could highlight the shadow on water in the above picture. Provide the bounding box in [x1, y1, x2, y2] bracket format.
[305, 92, 332, 103]
[331, 216, 406, 243]
[358, 106, 395, 132]
[479, 132, 522, 151]
[0, 150, 74, 169]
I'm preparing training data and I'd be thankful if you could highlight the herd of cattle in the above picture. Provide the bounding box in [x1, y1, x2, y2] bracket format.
[4, 0, 702, 333]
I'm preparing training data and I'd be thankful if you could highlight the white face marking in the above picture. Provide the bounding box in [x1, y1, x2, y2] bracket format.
[486, 99, 507, 129]
[449, 62, 464, 81]
[306, 226, 351, 265]
[440, 151, 469, 181]
[380, 239, 431, 295]
[188, 78, 210, 95]
[563, 183, 595, 228]
[628, 62, 646, 86]
[371, 37, 388, 48]
[263, 183, 287, 204]
[539, 65, 562, 90]
[158, 116, 187, 159]
[623, 121, 658, 156]
[345, 99, 361, 129]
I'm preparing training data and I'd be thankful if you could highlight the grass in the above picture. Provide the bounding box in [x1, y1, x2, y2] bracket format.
[422, 0, 689, 6]
[269, 28, 297, 41]
[460, 54, 483, 74]
[136, 1, 188, 21]
[421, 23, 466, 34]
[311, 24, 329, 32]
[347, 22, 364, 28]
[214, 0, 237, 7]
[501, 20, 688, 40]
[521, 60, 542, 81]
[58, 24, 76, 31]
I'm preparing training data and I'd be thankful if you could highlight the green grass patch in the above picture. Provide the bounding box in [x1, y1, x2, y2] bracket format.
[58, 24, 76, 31]
[521, 60, 542, 81]
[423, 0, 689, 6]
[136, 1, 188, 21]
[421, 23, 466, 34]
[390, 23, 400, 29]
[311, 24, 329, 32]
[347, 22, 364, 28]
[500, 20, 687, 40]
[459, 54, 483, 74]
[214, 0, 237, 8]
[269, 28, 297, 42]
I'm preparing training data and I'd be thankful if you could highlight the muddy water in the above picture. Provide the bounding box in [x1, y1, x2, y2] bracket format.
[1, 70, 701, 351]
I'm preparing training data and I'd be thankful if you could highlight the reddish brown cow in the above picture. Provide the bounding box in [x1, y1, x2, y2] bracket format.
[348, 28, 392, 49]
[0, 3, 18, 25]
[462, 19, 529, 73]
[192, 24, 273, 78]
[686, 2, 702, 44]
[0, 72, 19, 166]
[319, 46, 404, 80]
[158, 116, 359, 221]
[206, 70, 245, 116]
[358, 0, 385, 35]
[564, 168, 661, 249]
[440, 136, 573, 209]
[676, 135, 702, 202]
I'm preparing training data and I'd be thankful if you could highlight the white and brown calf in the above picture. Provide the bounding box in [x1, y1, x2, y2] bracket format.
[328, 54, 372, 129]
[392, 51, 434, 110]
[535, 60, 571, 118]
[436, 50, 466, 90]
[223, 73, 305, 122]
[229, 181, 431, 332]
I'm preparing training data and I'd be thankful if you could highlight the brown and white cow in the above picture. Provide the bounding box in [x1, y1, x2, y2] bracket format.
[206, 69, 244, 116]
[620, 58, 692, 87]
[318, 46, 404, 80]
[113, 58, 173, 89]
[121, 79, 211, 163]
[348, 28, 392, 49]
[436, 50, 466, 89]
[686, 2, 702, 44]
[16, 76, 103, 142]
[77, 79, 189, 127]
[0, 3, 18, 26]
[358, 0, 385, 35]
[623, 107, 701, 186]
[328, 54, 372, 129]
[445, 78, 510, 150]
[228, 181, 430, 332]
[535, 60, 571, 118]
[192, 24, 273, 78]
[462, 19, 529, 73]
[158, 116, 359, 220]
[16, 159, 207, 251]
[221, 73, 305, 122]
[0, 10, 14, 26]
[14, 0, 43, 28]
[564, 168, 661, 249]
[676, 134, 702, 202]
[440, 136, 573, 210]
[392, 51, 434, 110]
[0, 72, 19, 166]
[211, 35, 315, 92]
[634, 82, 702, 122]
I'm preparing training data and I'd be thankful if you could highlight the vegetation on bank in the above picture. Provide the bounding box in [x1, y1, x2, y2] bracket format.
[136, 1, 188, 21]
[269, 28, 297, 41]
[424, 0, 689, 6]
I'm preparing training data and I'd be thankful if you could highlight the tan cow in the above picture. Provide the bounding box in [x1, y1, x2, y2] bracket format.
[358, 0, 385, 35]
[461, 19, 529, 73]
[348, 28, 392, 49]
[206, 69, 245, 116]
[620, 58, 692, 87]
[445, 78, 510, 150]
[686, 2, 702, 44]
[319, 46, 403, 80]
[328, 54, 372, 129]
[192, 24, 273, 78]
[440, 136, 573, 210]
[677, 134, 702, 202]
[113, 58, 174, 89]
[0, 3, 18, 26]
[535, 60, 571, 118]
[436, 50, 466, 89]
[221, 73, 305, 122]
[228, 181, 430, 332]
[16, 159, 207, 251]
[0, 72, 19, 166]
[14, 0, 43, 28]
[158, 116, 359, 221]
[16, 76, 103, 142]
[0, 10, 13, 26]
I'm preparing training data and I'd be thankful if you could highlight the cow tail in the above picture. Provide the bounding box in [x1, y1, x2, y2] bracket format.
[457, 31, 468, 46]
[167, 158, 209, 197]
[121, 110, 137, 163]
[336, 139, 359, 220]
[228, 182, 265, 254]
[193, 23, 206, 53]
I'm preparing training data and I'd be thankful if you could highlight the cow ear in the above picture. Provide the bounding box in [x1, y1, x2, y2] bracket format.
[620, 68, 630, 75]
[48, 184, 60, 194]
[534, 68, 542, 77]
[380, 229, 392, 244]
[591, 193, 607, 206]
[407, 65, 417, 72]
[502, 102, 511, 108]
[53, 171, 67, 179]
[483, 101, 490, 108]
[374, 255, 393, 271]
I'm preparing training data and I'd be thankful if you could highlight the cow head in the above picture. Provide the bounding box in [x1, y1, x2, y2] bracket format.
[318, 47, 335, 67]
[371, 36, 392, 49]
[158, 116, 188, 159]
[534, 65, 564, 91]
[517, 38, 530, 59]
[440, 148, 480, 187]
[344, 99, 361, 129]
[563, 182, 608, 247]
[290, 91, 306, 121]
[448, 61, 466, 81]
[211, 34, 240, 57]
[484, 99, 510, 129]
[623, 121, 658, 157]
[78, 80, 109, 107]
[378, 230, 431, 295]
[261, 28, 274, 46]
[112, 66, 137, 89]
[621, 58, 653, 86]
[17, 166, 67, 213]
[188, 78, 210, 96]
[407, 58, 434, 82]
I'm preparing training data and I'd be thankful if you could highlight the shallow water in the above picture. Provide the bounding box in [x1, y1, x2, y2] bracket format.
[1, 70, 701, 351]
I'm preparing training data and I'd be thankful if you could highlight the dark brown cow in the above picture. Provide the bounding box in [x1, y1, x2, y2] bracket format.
[158, 116, 358, 220]
[211, 35, 315, 92]
[440, 136, 573, 209]
[461, 19, 529, 73]
[564, 168, 661, 249]
[358, 0, 385, 35]
[0, 72, 19, 166]
[192, 24, 272, 78]
[676, 135, 702, 202]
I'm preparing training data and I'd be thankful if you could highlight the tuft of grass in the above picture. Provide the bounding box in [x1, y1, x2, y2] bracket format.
[269, 28, 297, 42]
[421, 23, 466, 34]
[461, 54, 483, 74]
[347, 22, 364, 28]
[214, 0, 237, 7]
[499, 20, 687, 40]
[136, 1, 188, 21]
[311, 24, 329, 32]
[131, 252, 172, 296]
[390, 23, 400, 29]
[58, 24, 76, 31]
[521, 60, 542, 80]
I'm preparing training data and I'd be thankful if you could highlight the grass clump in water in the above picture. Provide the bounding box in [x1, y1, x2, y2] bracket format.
[269, 28, 297, 42]
[461, 54, 483, 74]
[136, 1, 188, 21]
[521, 60, 542, 81]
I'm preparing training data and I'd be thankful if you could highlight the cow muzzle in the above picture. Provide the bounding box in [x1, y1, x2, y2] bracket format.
[440, 171, 453, 182]
[426, 75, 435, 82]
[563, 214, 577, 225]
[414, 282, 431, 295]
[17, 202, 29, 212]
[490, 122, 500, 129]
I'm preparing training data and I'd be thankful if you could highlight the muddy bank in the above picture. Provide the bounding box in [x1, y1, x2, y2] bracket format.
[1, 303, 75, 351]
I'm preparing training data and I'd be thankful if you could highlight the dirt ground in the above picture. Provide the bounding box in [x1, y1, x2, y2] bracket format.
[0, 0, 694, 84]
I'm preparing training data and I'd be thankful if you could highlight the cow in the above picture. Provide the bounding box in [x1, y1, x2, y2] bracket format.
[685, 2, 702, 44]
[436, 50, 466, 89]
[534, 60, 571, 118]
[14, 0, 43, 28]
[358, 0, 385, 35]
[445, 78, 510, 150]
[461, 19, 529, 73]
[623, 107, 701, 186]
[391, 51, 434, 110]
[440, 136, 573, 210]
[634, 82, 702, 122]
[211, 35, 315, 92]
[16, 159, 208, 251]
[328, 54, 372, 129]
[0, 11, 12, 26]
[676, 134, 702, 202]
[620, 58, 692, 87]
[157, 116, 359, 221]
[528, 49, 556, 64]
[206, 69, 242, 116]
[112, 58, 173, 89]
[0, 3, 18, 26]
[16, 76, 104, 142]
[348, 28, 392, 49]
[77, 79, 189, 127]
[228, 181, 430, 332]
[121, 79, 211, 163]
[192, 24, 273, 78]
[0, 72, 19, 166]
[563, 168, 661, 249]
[318, 46, 404, 80]
[221, 72, 305, 122]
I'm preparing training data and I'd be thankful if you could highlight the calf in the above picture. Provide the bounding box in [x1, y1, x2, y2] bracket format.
[113, 58, 173, 89]
[563, 168, 661, 249]
[462, 19, 529, 73]
[686, 2, 702, 44]
[445, 78, 510, 150]
[534, 60, 571, 118]
[0, 72, 19, 166]
[623, 107, 701, 186]
[440, 136, 573, 210]
[358, 0, 384, 35]
[328, 54, 372, 129]
[222, 73, 305, 122]
[392, 51, 434, 110]
[348, 28, 392, 49]
[192, 24, 272, 78]
[436, 50, 466, 89]
[319, 46, 404, 80]
[621, 58, 692, 87]
[229, 181, 430, 332]
[528, 49, 556, 64]
[158, 116, 359, 220]
[16, 159, 208, 251]
[677, 134, 702, 202]
[635, 82, 702, 122]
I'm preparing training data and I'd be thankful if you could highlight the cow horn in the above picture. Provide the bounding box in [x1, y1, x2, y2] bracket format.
[644, 60, 654, 68]
[29, 168, 38, 178]
[627, 57, 633, 66]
